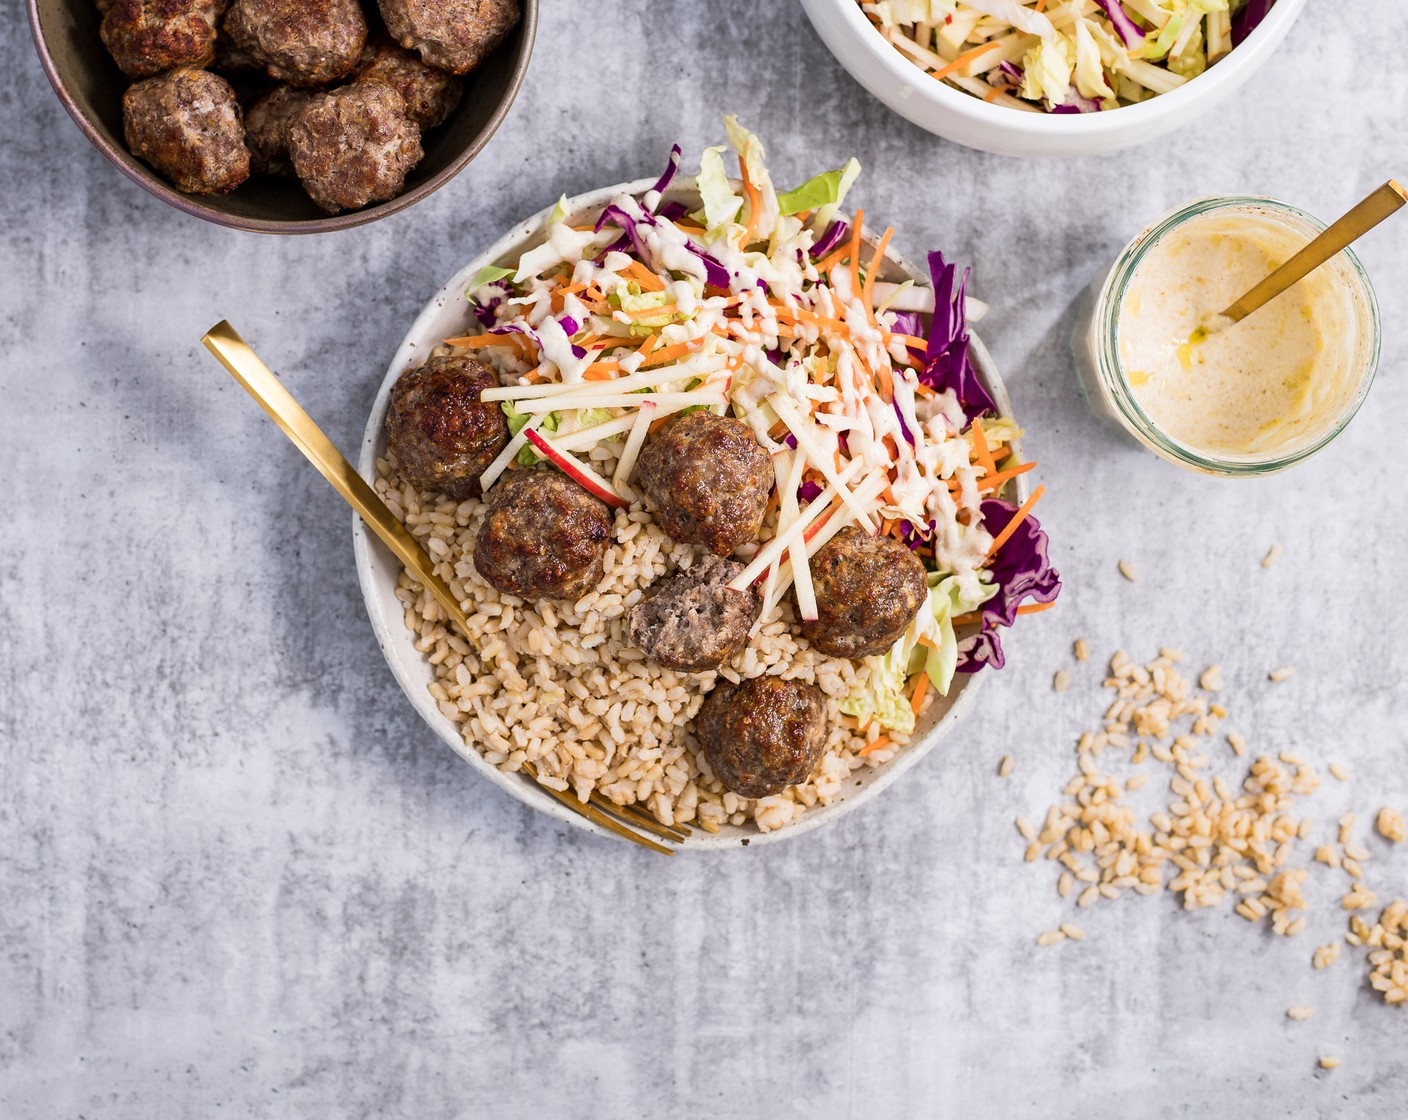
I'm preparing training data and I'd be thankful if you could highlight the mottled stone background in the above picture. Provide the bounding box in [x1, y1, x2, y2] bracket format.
[3, 1, 1407, 1116]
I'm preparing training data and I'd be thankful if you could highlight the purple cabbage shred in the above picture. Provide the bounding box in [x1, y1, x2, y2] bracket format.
[956, 499, 1061, 674]
[810, 220, 849, 259]
[917, 251, 996, 417]
[1232, 0, 1274, 45]
[648, 144, 682, 201]
[1093, 0, 1144, 48]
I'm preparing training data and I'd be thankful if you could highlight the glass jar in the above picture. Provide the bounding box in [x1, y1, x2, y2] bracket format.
[1071, 196, 1381, 477]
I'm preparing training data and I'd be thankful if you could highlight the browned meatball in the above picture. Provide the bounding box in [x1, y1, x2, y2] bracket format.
[355, 39, 463, 129]
[696, 676, 826, 798]
[100, 0, 223, 79]
[628, 555, 760, 672]
[473, 470, 612, 602]
[222, 0, 366, 86]
[801, 526, 928, 658]
[287, 82, 422, 213]
[243, 85, 313, 176]
[377, 0, 520, 75]
[122, 68, 250, 194]
[636, 411, 772, 557]
[386, 355, 508, 498]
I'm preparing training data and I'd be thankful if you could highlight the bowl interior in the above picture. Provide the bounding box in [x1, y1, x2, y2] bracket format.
[29, 0, 536, 233]
[353, 178, 1026, 849]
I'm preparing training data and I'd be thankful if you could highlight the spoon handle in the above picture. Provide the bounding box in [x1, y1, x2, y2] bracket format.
[1221, 180, 1406, 324]
[201, 320, 474, 639]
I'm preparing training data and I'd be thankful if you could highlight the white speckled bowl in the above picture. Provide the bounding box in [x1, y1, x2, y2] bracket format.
[354, 177, 1028, 850]
[798, 0, 1310, 158]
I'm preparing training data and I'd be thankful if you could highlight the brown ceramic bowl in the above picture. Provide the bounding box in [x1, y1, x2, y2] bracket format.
[27, 0, 537, 234]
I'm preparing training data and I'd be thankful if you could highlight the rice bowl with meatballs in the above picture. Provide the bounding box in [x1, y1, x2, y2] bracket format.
[357, 120, 1060, 840]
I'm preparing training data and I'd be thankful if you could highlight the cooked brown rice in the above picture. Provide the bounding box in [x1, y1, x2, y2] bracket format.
[374, 460, 922, 834]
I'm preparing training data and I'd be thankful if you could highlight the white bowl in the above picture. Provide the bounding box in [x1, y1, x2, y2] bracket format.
[798, 0, 1310, 158]
[353, 177, 1027, 850]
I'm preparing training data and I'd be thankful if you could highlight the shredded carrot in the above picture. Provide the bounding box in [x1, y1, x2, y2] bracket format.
[915, 382, 936, 398]
[969, 419, 997, 478]
[622, 260, 667, 292]
[640, 339, 701, 368]
[978, 460, 1036, 493]
[858, 735, 891, 758]
[442, 332, 514, 349]
[638, 331, 661, 359]
[648, 411, 675, 434]
[886, 333, 930, 351]
[581, 363, 620, 380]
[876, 363, 893, 404]
[816, 244, 852, 276]
[951, 611, 982, 628]
[916, 634, 942, 652]
[931, 40, 1003, 83]
[985, 484, 1045, 560]
[740, 159, 763, 244]
[519, 366, 543, 384]
[983, 87, 1006, 103]
[847, 209, 865, 298]
[764, 488, 779, 514]
[952, 598, 1054, 630]
[862, 226, 894, 327]
[1016, 601, 1056, 617]
[910, 673, 930, 716]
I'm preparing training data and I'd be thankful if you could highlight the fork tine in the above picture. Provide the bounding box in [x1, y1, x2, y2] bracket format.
[522, 764, 674, 855]
[594, 794, 691, 841]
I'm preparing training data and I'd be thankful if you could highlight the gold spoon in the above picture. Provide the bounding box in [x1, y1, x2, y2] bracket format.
[201, 321, 682, 855]
[1218, 179, 1405, 325]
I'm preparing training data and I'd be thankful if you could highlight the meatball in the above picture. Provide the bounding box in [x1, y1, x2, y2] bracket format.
[100, 0, 223, 80]
[473, 470, 612, 602]
[122, 68, 250, 194]
[636, 411, 772, 557]
[222, 0, 366, 86]
[287, 82, 422, 214]
[628, 555, 760, 672]
[355, 39, 463, 129]
[801, 525, 928, 659]
[242, 85, 313, 176]
[377, 0, 520, 75]
[696, 677, 826, 799]
[386, 355, 508, 498]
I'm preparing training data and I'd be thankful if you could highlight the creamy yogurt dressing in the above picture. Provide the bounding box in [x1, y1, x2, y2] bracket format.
[1117, 209, 1364, 459]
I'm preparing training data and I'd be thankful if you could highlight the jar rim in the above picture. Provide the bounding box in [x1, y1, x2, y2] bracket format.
[1092, 195, 1382, 477]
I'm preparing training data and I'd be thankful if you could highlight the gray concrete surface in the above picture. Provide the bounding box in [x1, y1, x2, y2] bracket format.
[3, 0, 1407, 1115]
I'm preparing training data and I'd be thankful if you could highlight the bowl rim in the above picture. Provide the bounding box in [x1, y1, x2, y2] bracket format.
[352, 175, 1026, 850]
[808, 0, 1311, 134]
[25, 0, 538, 235]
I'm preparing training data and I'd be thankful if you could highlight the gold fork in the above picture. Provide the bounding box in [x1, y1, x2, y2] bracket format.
[201, 320, 687, 855]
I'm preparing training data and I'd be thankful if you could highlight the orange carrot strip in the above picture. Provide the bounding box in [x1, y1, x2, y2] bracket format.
[985, 485, 1045, 560]
[622, 260, 667, 292]
[862, 226, 894, 326]
[1016, 601, 1056, 617]
[876, 364, 893, 404]
[638, 332, 661, 359]
[858, 736, 891, 758]
[978, 460, 1037, 493]
[886, 333, 931, 351]
[582, 363, 619, 380]
[847, 209, 865, 297]
[910, 673, 930, 716]
[970, 420, 997, 479]
[640, 339, 701, 368]
[740, 160, 763, 243]
[816, 244, 852, 275]
[443, 332, 514, 349]
[931, 40, 1003, 82]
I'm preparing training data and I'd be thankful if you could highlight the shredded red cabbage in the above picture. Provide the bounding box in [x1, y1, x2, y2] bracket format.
[1049, 87, 1103, 114]
[798, 479, 823, 503]
[811, 220, 849, 259]
[1232, 0, 1275, 45]
[956, 499, 1061, 673]
[648, 144, 682, 201]
[1093, 0, 1144, 48]
[594, 201, 732, 290]
[918, 251, 996, 417]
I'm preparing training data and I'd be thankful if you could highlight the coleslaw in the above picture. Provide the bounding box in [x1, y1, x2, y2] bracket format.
[860, 0, 1278, 112]
[444, 119, 1060, 735]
